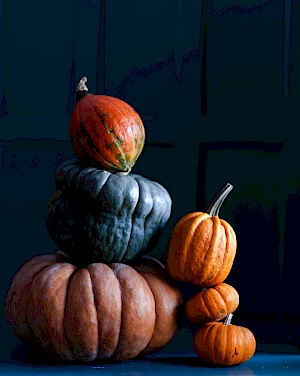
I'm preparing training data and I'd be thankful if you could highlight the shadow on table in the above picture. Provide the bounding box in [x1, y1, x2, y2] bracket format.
[7, 343, 257, 375]
[145, 356, 257, 375]
[9, 343, 123, 366]
[9, 343, 200, 367]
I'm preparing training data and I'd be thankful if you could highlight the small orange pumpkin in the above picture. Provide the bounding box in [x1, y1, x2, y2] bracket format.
[193, 314, 256, 366]
[166, 183, 237, 287]
[185, 283, 239, 324]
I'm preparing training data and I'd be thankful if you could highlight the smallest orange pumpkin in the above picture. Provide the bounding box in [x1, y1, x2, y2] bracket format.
[185, 283, 239, 324]
[193, 314, 256, 367]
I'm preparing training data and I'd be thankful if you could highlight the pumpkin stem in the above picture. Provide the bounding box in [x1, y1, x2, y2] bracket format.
[115, 169, 131, 175]
[224, 313, 233, 326]
[207, 183, 233, 217]
[75, 76, 89, 103]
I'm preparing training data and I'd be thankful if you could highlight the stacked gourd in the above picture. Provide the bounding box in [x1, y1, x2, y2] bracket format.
[166, 184, 256, 366]
[5, 77, 183, 362]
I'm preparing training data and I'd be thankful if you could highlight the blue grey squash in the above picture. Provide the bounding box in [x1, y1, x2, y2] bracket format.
[46, 159, 172, 264]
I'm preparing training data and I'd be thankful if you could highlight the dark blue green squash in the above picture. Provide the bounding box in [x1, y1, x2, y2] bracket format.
[46, 159, 172, 264]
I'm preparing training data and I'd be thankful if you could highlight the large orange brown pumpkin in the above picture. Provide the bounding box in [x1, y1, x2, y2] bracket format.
[185, 283, 239, 324]
[69, 77, 145, 174]
[5, 251, 183, 362]
[166, 183, 237, 287]
[193, 313, 256, 366]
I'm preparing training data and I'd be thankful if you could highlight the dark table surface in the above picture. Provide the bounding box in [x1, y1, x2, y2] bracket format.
[1, 352, 300, 376]
[1, 321, 300, 376]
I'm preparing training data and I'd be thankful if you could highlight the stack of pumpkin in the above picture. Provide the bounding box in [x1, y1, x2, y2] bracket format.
[166, 184, 256, 366]
[4, 77, 183, 362]
[5, 77, 256, 367]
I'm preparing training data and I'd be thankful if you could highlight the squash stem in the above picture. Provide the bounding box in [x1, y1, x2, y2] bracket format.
[224, 313, 233, 326]
[75, 76, 89, 103]
[115, 169, 131, 175]
[207, 183, 233, 217]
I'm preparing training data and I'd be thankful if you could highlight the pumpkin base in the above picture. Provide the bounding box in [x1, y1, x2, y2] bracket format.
[5, 251, 183, 363]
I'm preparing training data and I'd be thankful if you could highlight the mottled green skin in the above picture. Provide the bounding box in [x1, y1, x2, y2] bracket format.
[46, 159, 172, 264]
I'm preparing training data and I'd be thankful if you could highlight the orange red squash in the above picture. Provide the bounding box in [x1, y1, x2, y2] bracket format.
[69, 77, 145, 174]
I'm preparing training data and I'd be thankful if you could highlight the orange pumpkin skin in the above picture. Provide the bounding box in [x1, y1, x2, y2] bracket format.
[166, 184, 237, 287]
[193, 320, 256, 366]
[5, 252, 182, 362]
[166, 212, 236, 287]
[69, 93, 145, 174]
[132, 256, 184, 354]
[185, 283, 239, 324]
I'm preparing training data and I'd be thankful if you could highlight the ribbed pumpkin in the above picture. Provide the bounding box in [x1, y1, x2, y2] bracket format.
[185, 283, 239, 324]
[46, 158, 172, 264]
[69, 77, 145, 174]
[5, 251, 183, 362]
[166, 183, 237, 287]
[193, 314, 256, 366]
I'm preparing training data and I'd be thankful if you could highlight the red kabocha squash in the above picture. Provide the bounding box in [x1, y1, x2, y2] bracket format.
[166, 183, 237, 287]
[185, 283, 239, 324]
[193, 314, 256, 366]
[69, 77, 145, 174]
[5, 251, 183, 362]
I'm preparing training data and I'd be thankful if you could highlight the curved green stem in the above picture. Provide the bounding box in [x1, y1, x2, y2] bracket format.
[224, 313, 233, 326]
[207, 183, 233, 217]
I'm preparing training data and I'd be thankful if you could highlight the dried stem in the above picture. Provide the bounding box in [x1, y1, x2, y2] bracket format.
[75, 76, 89, 103]
[224, 313, 233, 326]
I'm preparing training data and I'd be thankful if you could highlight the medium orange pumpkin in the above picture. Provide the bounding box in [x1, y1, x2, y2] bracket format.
[69, 77, 145, 174]
[193, 314, 256, 366]
[5, 251, 183, 362]
[166, 183, 237, 287]
[185, 283, 239, 324]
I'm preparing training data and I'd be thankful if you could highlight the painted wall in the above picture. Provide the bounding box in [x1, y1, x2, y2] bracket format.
[1, 0, 300, 350]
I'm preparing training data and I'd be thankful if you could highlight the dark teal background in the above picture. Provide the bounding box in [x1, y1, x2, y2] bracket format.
[1, 0, 300, 369]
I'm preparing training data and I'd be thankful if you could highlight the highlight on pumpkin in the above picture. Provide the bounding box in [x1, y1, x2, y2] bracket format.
[166, 182, 237, 287]
[193, 313, 256, 366]
[69, 76, 146, 174]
